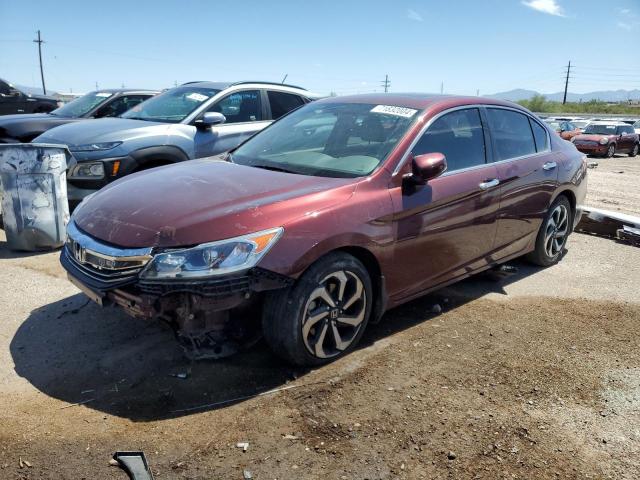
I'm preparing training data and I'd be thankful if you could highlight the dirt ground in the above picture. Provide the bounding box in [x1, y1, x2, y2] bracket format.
[0, 155, 639, 480]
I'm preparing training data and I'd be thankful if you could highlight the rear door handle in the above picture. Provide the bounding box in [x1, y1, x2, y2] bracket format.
[543, 161, 557, 171]
[479, 178, 500, 190]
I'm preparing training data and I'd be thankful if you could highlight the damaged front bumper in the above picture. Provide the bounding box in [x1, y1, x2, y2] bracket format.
[60, 227, 293, 358]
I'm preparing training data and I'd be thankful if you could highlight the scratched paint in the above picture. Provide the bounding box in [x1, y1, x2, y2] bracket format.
[0, 144, 70, 251]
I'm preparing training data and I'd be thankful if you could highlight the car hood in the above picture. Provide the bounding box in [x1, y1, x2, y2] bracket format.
[0, 113, 54, 125]
[72, 158, 357, 248]
[34, 117, 167, 145]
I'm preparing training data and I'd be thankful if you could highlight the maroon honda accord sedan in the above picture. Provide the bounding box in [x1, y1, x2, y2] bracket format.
[62, 94, 587, 366]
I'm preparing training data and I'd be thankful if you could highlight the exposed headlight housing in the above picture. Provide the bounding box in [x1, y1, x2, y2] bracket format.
[140, 227, 284, 280]
[68, 161, 105, 179]
[69, 141, 122, 152]
[599, 137, 609, 145]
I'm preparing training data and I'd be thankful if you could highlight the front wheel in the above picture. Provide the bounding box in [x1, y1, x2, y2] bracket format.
[262, 252, 372, 366]
[526, 196, 572, 267]
[605, 144, 615, 158]
[629, 144, 639, 158]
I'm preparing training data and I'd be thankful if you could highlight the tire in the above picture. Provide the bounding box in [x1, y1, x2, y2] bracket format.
[605, 144, 615, 158]
[526, 196, 573, 267]
[262, 252, 373, 367]
[629, 144, 639, 158]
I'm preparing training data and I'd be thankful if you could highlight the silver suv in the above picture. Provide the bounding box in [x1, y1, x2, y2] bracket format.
[34, 81, 318, 206]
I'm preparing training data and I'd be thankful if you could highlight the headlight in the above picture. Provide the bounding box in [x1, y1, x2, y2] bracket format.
[140, 227, 284, 279]
[599, 138, 609, 145]
[69, 161, 105, 179]
[69, 142, 122, 152]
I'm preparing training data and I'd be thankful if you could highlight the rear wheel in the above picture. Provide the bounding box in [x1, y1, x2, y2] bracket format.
[262, 252, 372, 366]
[526, 196, 572, 267]
[629, 143, 639, 158]
[605, 144, 615, 158]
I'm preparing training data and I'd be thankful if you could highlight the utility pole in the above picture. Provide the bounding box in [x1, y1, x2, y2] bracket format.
[440, 81, 444, 94]
[476, 89, 480, 97]
[562, 60, 571, 105]
[381, 74, 390, 93]
[95, 81, 99, 89]
[33, 30, 46, 94]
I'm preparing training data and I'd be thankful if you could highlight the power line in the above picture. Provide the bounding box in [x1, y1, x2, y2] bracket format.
[33, 30, 46, 95]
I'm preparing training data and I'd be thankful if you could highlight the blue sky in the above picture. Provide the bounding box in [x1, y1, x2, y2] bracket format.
[1, 0, 639, 96]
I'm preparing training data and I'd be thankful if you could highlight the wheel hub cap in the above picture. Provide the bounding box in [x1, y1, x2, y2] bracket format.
[543, 204, 569, 258]
[301, 270, 367, 359]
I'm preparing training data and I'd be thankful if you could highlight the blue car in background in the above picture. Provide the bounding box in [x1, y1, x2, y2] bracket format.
[34, 81, 318, 207]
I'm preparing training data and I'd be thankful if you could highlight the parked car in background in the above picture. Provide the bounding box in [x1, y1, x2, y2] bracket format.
[0, 89, 158, 143]
[35, 81, 318, 207]
[572, 122, 639, 157]
[61, 94, 587, 366]
[545, 120, 581, 141]
[571, 120, 591, 132]
[0, 78, 59, 115]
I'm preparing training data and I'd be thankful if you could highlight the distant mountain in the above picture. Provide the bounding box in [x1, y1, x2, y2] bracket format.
[14, 84, 57, 96]
[489, 89, 640, 103]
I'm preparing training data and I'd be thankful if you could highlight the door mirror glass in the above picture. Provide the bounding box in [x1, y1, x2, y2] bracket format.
[197, 111, 226, 128]
[410, 152, 447, 184]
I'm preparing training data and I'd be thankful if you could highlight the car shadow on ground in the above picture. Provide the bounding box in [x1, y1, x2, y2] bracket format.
[10, 257, 545, 422]
[0, 237, 60, 260]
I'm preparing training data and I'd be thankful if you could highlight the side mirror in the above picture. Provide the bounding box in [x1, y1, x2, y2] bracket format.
[196, 112, 226, 129]
[408, 153, 447, 184]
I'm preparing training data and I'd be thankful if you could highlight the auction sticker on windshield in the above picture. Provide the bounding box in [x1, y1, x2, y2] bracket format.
[371, 105, 417, 118]
[187, 93, 209, 102]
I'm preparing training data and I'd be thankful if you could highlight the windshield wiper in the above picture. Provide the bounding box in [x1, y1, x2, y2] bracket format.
[250, 164, 299, 175]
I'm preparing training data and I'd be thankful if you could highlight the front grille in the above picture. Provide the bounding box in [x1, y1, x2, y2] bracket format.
[63, 221, 153, 289]
[63, 243, 145, 284]
[575, 140, 597, 146]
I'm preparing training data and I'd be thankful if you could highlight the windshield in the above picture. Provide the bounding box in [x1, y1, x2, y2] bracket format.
[51, 91, 113, 117]
[584, 124, 617, 135]
[121, 86, 220, 123]
[634, 120, 640, 128]
[572, 121, 589, 129]
[232, 102, 420, 178]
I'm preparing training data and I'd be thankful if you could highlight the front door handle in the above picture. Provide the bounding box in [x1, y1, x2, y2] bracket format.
[479, 178, 500, 190]
[543, 161, 557, 171]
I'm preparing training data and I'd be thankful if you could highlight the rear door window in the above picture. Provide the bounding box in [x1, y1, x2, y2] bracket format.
[208, 90, 262, 123]
[487, 108, 537, 161]
[529, 118, 549, 152]
[412, 108, 486, 172]
[268, 91, 305, 120]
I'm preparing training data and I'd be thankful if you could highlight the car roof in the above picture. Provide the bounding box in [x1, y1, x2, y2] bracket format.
[91, 88, 159, 94]
[316, 93, 526, 111]
[589, 121, 629, 126]
[179, 80, 309, 92]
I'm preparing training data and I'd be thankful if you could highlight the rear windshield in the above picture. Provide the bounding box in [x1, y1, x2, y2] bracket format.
[583, 124, 617, 135]
[121, 86, 220, 123]
[51, 91, 113, 117]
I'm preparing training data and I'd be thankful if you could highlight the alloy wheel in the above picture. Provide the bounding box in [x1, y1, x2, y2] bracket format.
[606, 145, 615, 158]
[544, 204, 569, 258]
[632, 144, 639, 157]
[301, 270, 367, 359]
